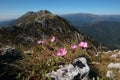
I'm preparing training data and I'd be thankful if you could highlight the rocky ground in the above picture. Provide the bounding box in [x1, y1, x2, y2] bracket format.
[0, 45, 120, 80]
[91, 49, 120, 80]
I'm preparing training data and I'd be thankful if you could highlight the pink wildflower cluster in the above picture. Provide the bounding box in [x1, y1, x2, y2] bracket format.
[71, 42, 88, 50]
[79, 42, 88, 48]
[37, 36, 56, 45]
[37, 36, 88, 56]
[70, 42, 88, 53]
[56, 48, 67, 56]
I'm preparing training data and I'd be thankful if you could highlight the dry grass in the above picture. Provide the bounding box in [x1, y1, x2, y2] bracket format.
[15, 40, 90, 80]
[1, 39, 119, 80]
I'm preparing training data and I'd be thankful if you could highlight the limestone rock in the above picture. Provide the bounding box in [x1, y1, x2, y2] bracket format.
[108, 63, 120, 69]
[106, 70, 114, 78]
[46, 57, 90, 80]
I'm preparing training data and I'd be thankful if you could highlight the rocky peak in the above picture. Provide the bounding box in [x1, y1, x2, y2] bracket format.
[36, 10, 54, 18]
[37, 10, 52, 15]
[21, 10, 52, 18]
[23, 11, 35, 16]
[15, 10, 54, 26]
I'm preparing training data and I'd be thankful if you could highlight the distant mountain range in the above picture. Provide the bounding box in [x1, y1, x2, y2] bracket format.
[0, 19, 15, 27]
[61, 13, 120, 50]
[61, 13, 120, 27]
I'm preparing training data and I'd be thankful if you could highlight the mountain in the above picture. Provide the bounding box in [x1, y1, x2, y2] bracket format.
[0, 10, 102, 49]
[61, 13, 120, 27]
[0, 19, 15, 27]
[0, 10, 107, 80]
[79, 21, 120, 50]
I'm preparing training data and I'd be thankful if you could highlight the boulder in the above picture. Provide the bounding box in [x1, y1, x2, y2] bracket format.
[46, 57, 90, 80]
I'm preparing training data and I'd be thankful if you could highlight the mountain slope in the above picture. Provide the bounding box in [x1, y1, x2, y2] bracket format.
[0, 10, 107, 80]
[79, 21, 120, 50]
[0, 10, 102, 49]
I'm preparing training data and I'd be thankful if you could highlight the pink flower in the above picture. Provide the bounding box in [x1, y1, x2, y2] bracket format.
[37, 40, 45, 45]
[50, 36, 55, 42]
[83, 42, 88, 48]
[56, 48, 67, 56]
[79, 42, 84, 47]
[71, 44, 78, 50]
[79, 42, 88, 48]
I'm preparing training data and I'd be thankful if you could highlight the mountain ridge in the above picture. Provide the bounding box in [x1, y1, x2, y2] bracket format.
[61, 13, 120, 27]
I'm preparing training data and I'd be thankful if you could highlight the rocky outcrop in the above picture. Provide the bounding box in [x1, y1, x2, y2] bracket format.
[0, 46, 23, 61]
[0, 46, 23, 80]
[46, 57, 90, 80]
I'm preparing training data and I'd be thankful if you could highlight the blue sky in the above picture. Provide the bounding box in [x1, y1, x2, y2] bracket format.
[0, 0, 120, 21]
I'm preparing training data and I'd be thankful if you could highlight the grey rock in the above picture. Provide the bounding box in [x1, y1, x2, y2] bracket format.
[108, 63, 120, 69]
[110, 50, 120, 59]
[110, 54, 117, 59]
[0, 46, 15, 55]
[103, 50, 112, 54]
[113, 49, 119, 53]
[0, 46, 23, 61]
[46, 57, 90, 80]
[92, 62, 100, 65]
[116, 51, 120, 55]
[106, 70, 114, 78]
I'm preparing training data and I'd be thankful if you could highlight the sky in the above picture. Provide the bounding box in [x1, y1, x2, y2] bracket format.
[0, 0, 120, 21]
